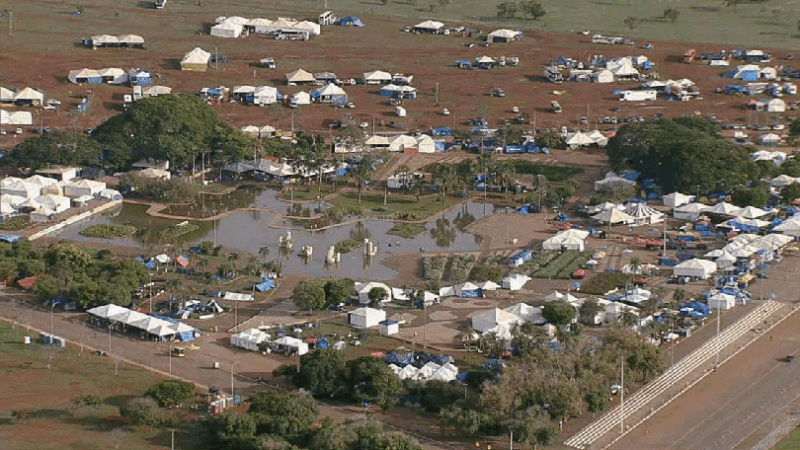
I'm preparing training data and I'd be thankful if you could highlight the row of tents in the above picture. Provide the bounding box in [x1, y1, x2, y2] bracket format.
[85, 34, 145, 48]
[210, 16, 321, 40]
[0, 87, 45, 106]
[87, 304, 197, 341]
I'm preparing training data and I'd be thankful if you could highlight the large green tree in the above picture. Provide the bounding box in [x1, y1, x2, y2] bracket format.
[542, 299, 576, 328]
[347, 356, 403, 412]
[248, 391, 318, 437]
[606, 117, 757, 193]
[294, 349, 347, 397]
[91, 94, 254, 169]
[293, 280, 328, 312]
[4, 131, 102, 171]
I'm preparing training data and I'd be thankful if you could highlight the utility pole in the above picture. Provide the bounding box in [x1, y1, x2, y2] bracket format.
[423, 301, 427, 351]
[435, 82, 439, 106]
[620, 355, 625, 434]
[215, 46, 219, 72]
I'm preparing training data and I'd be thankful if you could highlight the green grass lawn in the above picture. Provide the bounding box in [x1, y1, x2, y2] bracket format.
[0, 321, 209, 450]
[776, 424, 800, 450]
[331, 191, 461, 220]
[80, 224, 137, 239]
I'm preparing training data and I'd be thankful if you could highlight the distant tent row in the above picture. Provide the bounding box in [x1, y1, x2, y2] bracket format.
[231, 85, 282, 105]
[87, 304, 197, 341]
[211, 16, 321, 40]
[88, 34, 145, 48]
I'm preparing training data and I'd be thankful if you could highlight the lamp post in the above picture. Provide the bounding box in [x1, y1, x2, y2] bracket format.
[169, 340, 177, 376]
[108, 320, 115, 355]
[148, 273, 153, 313]
[231, 360, 241, 398]
[50, 301, 56, 341]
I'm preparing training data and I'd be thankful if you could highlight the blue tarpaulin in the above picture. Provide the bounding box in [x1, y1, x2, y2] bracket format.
[255, 280, 276, 292]
[315, 337, 329, 349]
[431, 127, 452, 137]
[144, 261, 156, 269]
[339, 16, 364, 27]
[0, 234, 21, 243]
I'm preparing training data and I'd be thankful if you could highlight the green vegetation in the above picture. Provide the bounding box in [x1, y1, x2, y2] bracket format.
[449, 254, 476, 283]
[505, 160, 584, 182]
[144, 380, 196, 407]
[532, 251, 590, 279]
[331, 191, 459, 221]
[542, 299, 576, 327]
[0, 217, 31, 231]
[515, 251, 558, 276]
[80, 224, 137, 239]
[333, 238, 362, 254]
[120, 175, 200, 203]
[387, 222, 426, 238]
[581, 272, 636, 295]
[293, 279, 356, 311]
[607, 117, 758, 193]
[468, 262, 503, 283]
[776, 424, 800, 450]
[160, 221, 200, 239]
[422, 256, 447, 281]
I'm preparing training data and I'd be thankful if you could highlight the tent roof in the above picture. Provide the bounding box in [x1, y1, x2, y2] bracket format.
[15, 87, 44, 101]
[623, 202, 663, 218]
[365, 135, 390, 146]
[592, 208, 633, 224]
[314, 83, 346, 96]
[739, 206, 769, 219]
[286, 68, 315, 83]
[675, 258, 717, 270]
[414, 20, 444, 30]
[87, 304, 129, 319]
[488, 29, 519, 38]
[118, 34, 145, 44]
[181, 47, 211, 64]
[70, 68, 101, 78]
[364, 70, 392, 80]
[708, 202, 743, 216]
[565, 131, 595, 146]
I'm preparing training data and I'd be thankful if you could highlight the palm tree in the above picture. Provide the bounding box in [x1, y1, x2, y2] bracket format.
[433, 165, 456, 204]
[259, 246, 270, 261]
[456, 158, 475, 197]
[629, 257, 643, 275]
[414, 176, 428, 202]
[495, 160, 516, 199]
[351, 160, 373, 205]
[476, 153, 495, 193]
[395, 164, 412, 196]
[620, 310, 638, 328]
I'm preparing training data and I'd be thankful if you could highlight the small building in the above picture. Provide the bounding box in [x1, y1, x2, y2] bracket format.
[348, 307, 386, 329]
[378, 319, 399, 335]
[318, 10, 337, 26]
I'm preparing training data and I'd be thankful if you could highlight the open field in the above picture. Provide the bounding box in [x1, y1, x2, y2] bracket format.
[2, 0, 799, 151]
[0, 321, 207, 450]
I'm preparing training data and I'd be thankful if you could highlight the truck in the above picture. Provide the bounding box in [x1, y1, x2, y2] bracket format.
[619, 90, 657, 102]
[544, 65, 563, 84]
[155, 0, 166, 8]
[550, 100, 562, 113]
[683, 49, 696, 63]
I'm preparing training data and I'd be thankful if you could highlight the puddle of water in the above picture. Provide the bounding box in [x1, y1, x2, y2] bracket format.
[56, 197, 495, 280]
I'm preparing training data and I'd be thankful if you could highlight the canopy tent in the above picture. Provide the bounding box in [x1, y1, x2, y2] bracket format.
[87, 304, 129, 319]
[389, 134, 418, 152]
[231, 328, 270, 351]
[413, 20, 444, 32]
[770, 174, 799, 188]
[348, 307, 386, 329]
[355, 281, 392, 304]
[286, 68, 315, 84]
[773, 217, 800, 236]
[471, 308, 524, 334]
[501, 273, 531, 290]
[565, 131, 595, 148]
[674, 202, 711, 220]
[180, 47, 211, 71]
[707, 202, 743, 217]
[271, 336, 309, 355]
[68, 68, 101, 84]
[592, 208, 634, 225]
[673, 258, 717, 279]
[487, 28, 521, 42]
[290, 91, 311, 105]
[364, 70, 392, 85]
[594, 172, 635, 191]
[739, 206, 769, 219]
[365, 135, 390, 147]
[715, 251, 737, 270]
[663, 192, 694, 208]
[456, 282, 482, 298]
[0, 87, 14, 102]
[503, 303, 544, 324]
[543, 229, 590, 251]
[623, 202, 664, 226]
[708, 292, 736, 311]
[14, 87, 45, 104]
[223, 292, 254, 301]
[312, 83, 347, 103]
[210, 21, 244, 38]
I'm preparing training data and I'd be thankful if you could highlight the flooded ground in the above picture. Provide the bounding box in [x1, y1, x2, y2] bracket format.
[56, 194, 495, 280]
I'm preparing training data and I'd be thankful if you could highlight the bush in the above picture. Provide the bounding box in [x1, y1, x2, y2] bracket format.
[145, 380, 196, 407]
[422, 256, 447, 281]
[449, 254, 476, 283]
[333, 238, 362, 254]
[387, 223, 426, 238]
[581, 272, 635, 295]
[120, 397, 162, 427]
[533, 251, 585, 279]
[469, 263, 502, 283]
[80, 224, 137, 239]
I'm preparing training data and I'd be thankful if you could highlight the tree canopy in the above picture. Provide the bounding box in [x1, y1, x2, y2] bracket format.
[606, 117, 758, 193]
[4, 131, 102, 171]
[90, 94, 255, 170]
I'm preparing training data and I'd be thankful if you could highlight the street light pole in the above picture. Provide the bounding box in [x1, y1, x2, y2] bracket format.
[108, 321, 115, 355]
[169, 340, 177, 376]
[231, 361, 241, 398]
[50, 302, 55, 340]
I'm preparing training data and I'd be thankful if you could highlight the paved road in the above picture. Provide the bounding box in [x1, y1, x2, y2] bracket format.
[612, 301, 800, 450]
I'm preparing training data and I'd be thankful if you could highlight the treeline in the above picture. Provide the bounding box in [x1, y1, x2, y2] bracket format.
[0, 240, 148, 308]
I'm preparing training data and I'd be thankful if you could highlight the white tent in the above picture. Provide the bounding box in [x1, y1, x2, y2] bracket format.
[674, 202, 711, 220]
[313, 83, 347, 103]
[416, 135, 436, 153]
[773, 217, 800, 236]
[63, 179, 106, 198]
[565, 131, 595, 148]
[663, 192, 695, 208]
[592, 208, 634, 225]
[33, 194, 70, 214]
[349, 307, 386, 328]
[708, 293, 736, 311]
[501, 273, 531, 290]
[365, 135, 390, 147]
[413, 20, 444, 32]
[471, 308, 523, 333]
[543, 229, 590, 251]
[286, 68, 315, 84]
[87, 304, 129, 319]
[503, 303, 544, 324]
[389, 134, 418, 152]
[673, 258, 717, 279]
[97, 68, 129, 84]
[487, 29, 521, 42]
[259, 125, 276, 138]
[2, 181, 41, 199]
[291, 91, 311, 105]
[397, 365, 419, 380]
[715, 251, 737, 270]
[364, 70, 392, 85]
[586, 130, 608, 146]
[68, 68, 101, 84]
[6, 112, 32, 125]
[477, 281, 500, 291]
[271, 336, 309, 355]
[0, 87, 14, 102]
[223, 292, 254, 301]
[15, 87, 45, 103]
[623, 203, 664, 226]
[247, 18, 274, 33]
[708, 202, 743, 217]
[211, 21, 244, 38]
[355, 281, 391, 304]
[231, 328, 270, 351]
[180, 47, 211, 70]
[771, 174, 800, 188]
[594, 172, 635, 191]
[253, 86, 279, 105]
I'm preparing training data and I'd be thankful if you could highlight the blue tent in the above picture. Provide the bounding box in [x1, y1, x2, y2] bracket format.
[339, 16, 364, 27]
[384, 352, 413, 367]
[431, 126, 452, 137]
[144, 261, 156, 270]
[255, 279, 276, 292]
[0, 234, 21, 243]
[505, 145, 524, 154]
[315, 337, 329, 349]
[460, 287, 482, 298]
[740, 70, 759, 81]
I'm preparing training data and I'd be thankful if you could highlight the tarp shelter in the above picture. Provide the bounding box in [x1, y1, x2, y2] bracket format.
[181, 47, 211, 71]
[223, 292, 254, 302]
[501, 273, 531, 290]
[254, 279, 276, 292]
[339, 16, 364, 27]
[348, 307, 386, 328]
[663, 192, 695, 208]
[673, 258, 717, 279]
[211, 21, 244, 38]
[286, 68, 315, 85]
[355, 281, 391, 304]
[674, 202, 711, 220]
[487, 29, 521, 43]
[592, 208, 634, 225]
[364, 70, 392, 85]
[594, 172, 636, 191]
[271, 336, 309, 355]
[312, 83, 347, 103]
[231, 328, 270, 351]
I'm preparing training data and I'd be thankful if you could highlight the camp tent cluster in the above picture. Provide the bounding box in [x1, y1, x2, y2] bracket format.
[542, 229, 589, 251]
[87, 304, 197, 341]
[212, 16, 321, 40]
[388, 361, 459, 382]
[0, 86, 45, 107]
[88, 34, 145, 48]
[0, 176, 113, 222]
[231, 85, 283, 105]
[68, 68, 129, 85]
